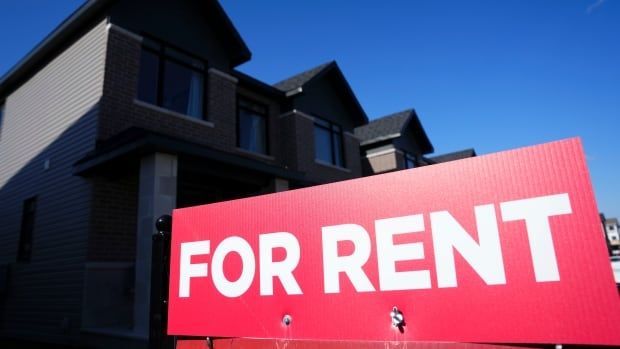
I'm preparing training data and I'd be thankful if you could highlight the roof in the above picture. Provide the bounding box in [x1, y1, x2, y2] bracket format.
[428, 148, 477, 163]
[74, 127, 309, 184]
[354, 109, 434, 154]
[273, 62, 332, 92]
[0, 0, 251, 98]
[354, 110, 410, 144]
[273, 61, 368, 126]
[233, 70, 285, 100]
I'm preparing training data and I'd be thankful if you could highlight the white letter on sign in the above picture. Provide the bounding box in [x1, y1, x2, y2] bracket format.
[500, 193, 572, 282]
[211, 236, 256, 297]
[179, 240, 210, 298]
[259, 232, 302, 296]
[375, 214, 430, 290]
[322, 224, 375, 293]
[431, 204, 506, 288]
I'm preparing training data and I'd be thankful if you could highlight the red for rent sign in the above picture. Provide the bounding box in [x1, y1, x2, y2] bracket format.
[167, 138, 620, 345]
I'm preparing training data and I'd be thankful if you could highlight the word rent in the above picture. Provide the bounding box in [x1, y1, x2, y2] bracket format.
[179, 193, 571, 298]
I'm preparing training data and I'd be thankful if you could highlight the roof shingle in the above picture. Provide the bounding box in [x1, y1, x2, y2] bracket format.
[354, 109, 412, 144]
[273, 62, 333, 92]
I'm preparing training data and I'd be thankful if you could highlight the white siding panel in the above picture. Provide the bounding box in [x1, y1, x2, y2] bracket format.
[0, 19, 109, 341]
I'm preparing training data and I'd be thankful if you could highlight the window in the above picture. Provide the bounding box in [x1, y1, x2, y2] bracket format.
[237, 98, 268, 154]
[405, 153, 416, 169]
[17, 197, 37, 262]
[137, 37, 206, 119]
[314, 118, 344, 167]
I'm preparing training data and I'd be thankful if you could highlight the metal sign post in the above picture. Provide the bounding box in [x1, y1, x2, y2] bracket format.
[150, 215, 174, 349]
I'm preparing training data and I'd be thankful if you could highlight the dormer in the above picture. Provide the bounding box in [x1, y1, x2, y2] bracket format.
[355, 109, 433, 175]
[274, 62, 368, 182]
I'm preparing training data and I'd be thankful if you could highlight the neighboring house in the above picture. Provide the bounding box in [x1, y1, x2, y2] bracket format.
[354, 109, 476, 176]
[0, 0, 368, 347]
[271, 61, 367, 182]
[428, 148, 477, 164]
[605, 217, 620, 256]
[354, 109, 434, 175]
[598, 214, 620, 287]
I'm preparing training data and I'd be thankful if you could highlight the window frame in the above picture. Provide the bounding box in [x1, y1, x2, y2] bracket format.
[236, 96, 269, 155]
[404, 152, 416, 169]
[138, 35, 208, 120]
[17, 196, 37, 263]
[314, 117, 346, 168]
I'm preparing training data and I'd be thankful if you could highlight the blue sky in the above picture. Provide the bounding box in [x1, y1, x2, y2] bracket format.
[1, 1, 618, 217]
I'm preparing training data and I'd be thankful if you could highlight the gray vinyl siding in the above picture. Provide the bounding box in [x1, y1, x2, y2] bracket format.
[0, 19, 108, 343]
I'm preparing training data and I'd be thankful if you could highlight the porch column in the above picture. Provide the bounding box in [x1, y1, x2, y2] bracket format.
[274, 178, 289, 192]
[134, 153, 177, 338]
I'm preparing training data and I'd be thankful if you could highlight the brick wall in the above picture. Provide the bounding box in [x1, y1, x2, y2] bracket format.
[100, 24, 364, 187]
[99, 26, 239, 152]
[280, 111, 362, 184]
[279, 112, 300, 171]
[88, 169, 139, 262]
[236, 85, 283, 163]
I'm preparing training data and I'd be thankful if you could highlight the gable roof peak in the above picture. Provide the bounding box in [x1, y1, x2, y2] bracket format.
[272, 61, 336, 92]
[354, 108, 433, 154]
[274, 60, 368, 125]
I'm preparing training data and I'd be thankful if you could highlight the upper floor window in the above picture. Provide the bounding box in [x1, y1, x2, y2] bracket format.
[314, 117, 344, 167]
[405, 153, 416, 169]
[237, 97, 268, 154]
[18, 197, 37, 263]
[137, 37, 206, 119]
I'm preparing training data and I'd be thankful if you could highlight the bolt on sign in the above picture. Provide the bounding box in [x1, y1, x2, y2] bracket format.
[167, 138, 620, 346]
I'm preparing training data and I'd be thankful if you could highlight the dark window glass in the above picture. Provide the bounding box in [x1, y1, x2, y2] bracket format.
[332, 131, 343, 167]
[405, 153, 416, 169]
[17, 197, 37, 263]
[137, 50, 159, 105]
[315, 118, 330, 128]
[162, 60, 204, 118]
[238, 99, 267, 154]
[166, 47, 204, 69]
[137, 38, 206, 119]
[314, 126, 332, 163]
[314, 117, 345, 167]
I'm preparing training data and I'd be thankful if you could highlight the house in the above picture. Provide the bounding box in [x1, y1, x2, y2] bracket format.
[604, 217, 620, 256]
[0, 0, 376, 347]
[354, 109, 434, 175]
[354, 109, 476, 176]
[428, 148, 477, 164]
